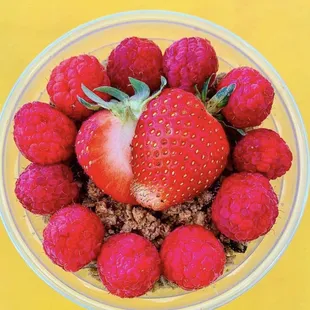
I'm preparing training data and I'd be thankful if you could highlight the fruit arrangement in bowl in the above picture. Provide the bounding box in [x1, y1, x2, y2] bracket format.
[1, 11, 308, 310]
[12, 33, 293, 299]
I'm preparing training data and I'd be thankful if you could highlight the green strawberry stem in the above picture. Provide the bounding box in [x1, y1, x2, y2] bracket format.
[206, 84, 246, 136]
[196, 77, 244, 136]
[195, 74, 214, 101]
[201, 74, 214, 103]
[95, 86, 129, 102]
[78, 76, 167, 123]
[205, 83, 236, 114]
[215, 116, 246, 136]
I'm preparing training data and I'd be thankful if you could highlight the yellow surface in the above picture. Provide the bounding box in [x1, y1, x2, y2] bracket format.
[0, 0, 309, 309]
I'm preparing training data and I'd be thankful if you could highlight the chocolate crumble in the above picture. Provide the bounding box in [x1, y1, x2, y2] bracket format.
[83, 179, 247, 255]
[76, 172, 247, 289]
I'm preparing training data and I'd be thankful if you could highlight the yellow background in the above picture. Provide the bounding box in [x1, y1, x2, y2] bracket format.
[0, 0, 309, 309]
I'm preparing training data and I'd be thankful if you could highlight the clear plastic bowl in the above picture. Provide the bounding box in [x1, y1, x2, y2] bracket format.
[0, 10, 309, 310]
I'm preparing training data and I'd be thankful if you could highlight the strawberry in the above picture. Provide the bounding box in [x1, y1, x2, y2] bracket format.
[107, 37, 163, 95]
[76, 77, 167, 204]
[131, 88, 230, 210]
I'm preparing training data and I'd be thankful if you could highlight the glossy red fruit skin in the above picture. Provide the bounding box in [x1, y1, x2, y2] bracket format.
[160, 225, 225, 290]
[47, 55, 110, 120]
[43, 204, 104, 272]
[233, 128, 293, 179]
[163, 37, 218, 93]
[75, 110, 137, 204]
[107, 37, 163, 95]
[15, 163, 79, 215]
[97, 233, 161, 298]
[212, 172, 279, 242]
[13, 102, 77, 164]
[217, 67, 274, 128]
[131, 88, 229, 210]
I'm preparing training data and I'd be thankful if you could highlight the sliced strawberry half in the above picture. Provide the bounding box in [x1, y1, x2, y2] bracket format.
[76, 77, 166, 204]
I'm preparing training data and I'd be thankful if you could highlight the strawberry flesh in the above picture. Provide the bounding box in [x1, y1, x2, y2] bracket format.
[76, 110, 137, 204]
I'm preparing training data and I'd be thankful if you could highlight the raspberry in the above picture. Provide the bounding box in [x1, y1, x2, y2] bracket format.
[160, 225, 225, 290]
[43, 204, 104, 272]
[13, 102, 77, 164]
[163, 37, 218, 93]
[212, 173, 279, 242]
[15, 163, 79, 215]
[97, 233, 161, 298]
[47, 55, 110, 120]
[107, 37, 163, 95]
[233, 128, 293, 179]
[218, 67, 274, 128]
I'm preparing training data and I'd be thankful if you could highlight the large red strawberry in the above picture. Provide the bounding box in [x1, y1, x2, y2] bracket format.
[76, 77, 167, 204]
[131, 88, 230, 210]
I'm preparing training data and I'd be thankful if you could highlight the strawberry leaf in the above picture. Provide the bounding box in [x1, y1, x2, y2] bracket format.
[129, 77, 151, 102]
[201, 74, 214, 103]
[94, 86, 129, 102]
[81, 84, 114, 110]
[147, 76, 167, 102]
[80, 77, 167, 122]
[217, 117, 246, 136]
[77, 96, 101, 111]
[195, 85, 202, 100]
[206, 83, 236, 114]
[130, 76, 167, 120]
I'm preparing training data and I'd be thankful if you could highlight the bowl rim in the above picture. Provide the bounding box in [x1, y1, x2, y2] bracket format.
[0, 9, 309, 310]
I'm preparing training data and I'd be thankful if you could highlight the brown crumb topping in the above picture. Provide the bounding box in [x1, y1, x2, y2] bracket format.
[87, 179, 106, 201]
[77, 177, 248, 290]
[79, 177, 247, 289]
[84, 195, 171, 247]
[82, 180, 246, 256]
[161, 190, 214, 227]
[82, 180, 216, 248]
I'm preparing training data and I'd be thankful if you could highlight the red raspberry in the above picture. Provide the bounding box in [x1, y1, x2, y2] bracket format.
[233, 128, 293, 179]
[97, 233, 161, 298]
[47, 55, 110, 120]
[107, 37, 163, 95]
[43, 204, 104, 272]
[160, 225, 225, 290]
[13, 102, 77, 164]
[163, 37, 218, 93]
[15, 163, 79, 215]
[212, 173, 279, 242]
[217, 67, 274, 128]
